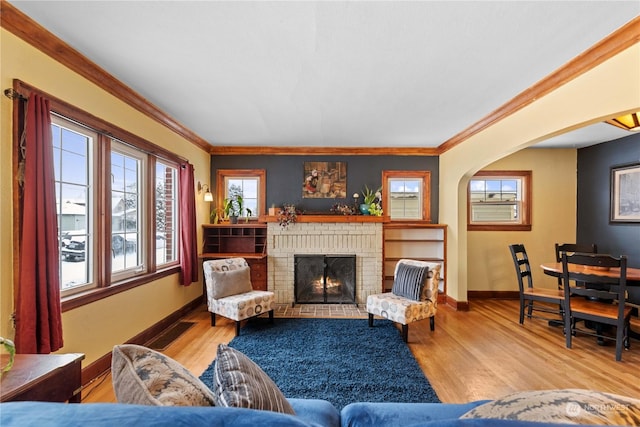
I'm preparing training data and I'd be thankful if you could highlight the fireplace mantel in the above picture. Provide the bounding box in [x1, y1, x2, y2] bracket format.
[259, 214, 389, 223]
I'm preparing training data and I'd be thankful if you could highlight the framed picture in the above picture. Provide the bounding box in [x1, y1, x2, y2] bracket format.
[610, 162, 640, 223]
[302, 162, 347, 198]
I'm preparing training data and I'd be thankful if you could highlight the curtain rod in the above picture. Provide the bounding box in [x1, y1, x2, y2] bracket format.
[4, 88, 28, 101]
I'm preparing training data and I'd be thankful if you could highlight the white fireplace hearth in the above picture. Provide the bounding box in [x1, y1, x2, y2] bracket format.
[266, 220, 383, 305]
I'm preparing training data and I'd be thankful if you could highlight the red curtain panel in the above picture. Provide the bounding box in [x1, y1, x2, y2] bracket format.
[179, 162, 198, 286]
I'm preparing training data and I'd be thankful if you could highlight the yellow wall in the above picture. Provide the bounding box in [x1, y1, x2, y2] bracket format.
[440, 42, 640, 303]
[0, 30, 211, 364]
[467, 148, 577, 292]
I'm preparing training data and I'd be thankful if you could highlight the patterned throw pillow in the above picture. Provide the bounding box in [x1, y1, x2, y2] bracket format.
[460, 389, 640, 425]
[213, 344, 295, 415]
[111, 344, 215, 406]
[210, 265, 254, 299]
[392, 262, 429, 301]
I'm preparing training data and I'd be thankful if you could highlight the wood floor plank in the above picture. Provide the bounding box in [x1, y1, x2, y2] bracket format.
[82, 300, 640, 404]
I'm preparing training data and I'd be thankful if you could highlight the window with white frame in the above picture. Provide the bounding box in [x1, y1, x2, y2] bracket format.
[48, 112, 182, 301]
[155, 161, 178, 265]
[110, 142, 145, 278]
[468, 171, 531, 231]
[52, 117, 95, 294]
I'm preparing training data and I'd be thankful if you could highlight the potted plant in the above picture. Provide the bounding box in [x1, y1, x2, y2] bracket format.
[360, 185, 382, 215]
[223, 194, 252, 223]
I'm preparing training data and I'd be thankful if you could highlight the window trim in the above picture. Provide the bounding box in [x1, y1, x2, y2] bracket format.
[215, 169, 266, 219]
[12, 81, 185, 312]
[382, 170, 431, 223]
[467, 170, 532, 231]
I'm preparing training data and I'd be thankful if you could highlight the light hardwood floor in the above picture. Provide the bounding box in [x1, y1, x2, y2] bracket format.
[81, 299, 640, 404]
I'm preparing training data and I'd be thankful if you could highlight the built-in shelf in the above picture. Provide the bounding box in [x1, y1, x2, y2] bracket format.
[201, 224, 268, 291]
[383, 223, 446, 298]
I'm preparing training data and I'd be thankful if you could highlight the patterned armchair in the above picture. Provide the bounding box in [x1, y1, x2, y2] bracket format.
[366, 259, 441, 342]
[203, 258, 275, 336]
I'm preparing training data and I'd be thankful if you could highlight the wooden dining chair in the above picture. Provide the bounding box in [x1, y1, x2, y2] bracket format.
[509, 244, 565, 325]
[561, 252, 632, 361]
[554, 243, 597, 288]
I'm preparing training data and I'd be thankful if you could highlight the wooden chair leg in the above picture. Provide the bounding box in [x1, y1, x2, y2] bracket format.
[430, 316, 435, 331]
[268, 310, 274, 324]
[401, 324, 409, 342]
[368, 313, 374, 327]
[235, 321, 241, 336]
[210, 312, 216, 327]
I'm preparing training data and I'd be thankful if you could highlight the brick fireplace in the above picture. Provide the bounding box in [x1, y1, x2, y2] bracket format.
[266, 219, 383, 305]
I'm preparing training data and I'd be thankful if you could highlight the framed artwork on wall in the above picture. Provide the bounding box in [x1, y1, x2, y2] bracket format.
[302, 162, 347, 198]
[610, 162, 640, 223]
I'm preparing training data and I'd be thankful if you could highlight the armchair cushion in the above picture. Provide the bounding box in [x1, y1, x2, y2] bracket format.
[210, 266, 253, 299]
[392, 262, 429, 301]
[213, 344, 295, 415]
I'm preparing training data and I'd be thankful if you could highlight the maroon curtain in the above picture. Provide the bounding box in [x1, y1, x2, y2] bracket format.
[15, 93, 63, 354]
[179, 162, 198, 286]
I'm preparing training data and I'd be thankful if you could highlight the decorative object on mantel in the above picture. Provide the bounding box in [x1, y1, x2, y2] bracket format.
[277, 204, 301, 229]
[361, 185, 383, 216]
[1, 336, 16, 376]
[330, 202, 357, 215]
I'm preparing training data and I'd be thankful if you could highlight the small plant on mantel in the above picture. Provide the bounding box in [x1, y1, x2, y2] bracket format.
[277, 204, 300, 229]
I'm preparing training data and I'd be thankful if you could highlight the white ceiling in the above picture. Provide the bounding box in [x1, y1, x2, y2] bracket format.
[9, 1, 639, 149]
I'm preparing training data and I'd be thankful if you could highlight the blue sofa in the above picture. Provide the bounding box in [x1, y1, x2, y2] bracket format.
[0, 399, 625, 427]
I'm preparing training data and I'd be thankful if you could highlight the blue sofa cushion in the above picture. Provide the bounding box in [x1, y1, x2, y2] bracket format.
[289, 398, 341, 427]
[0, 402, 321, 427]
[341, 401, 489, 427]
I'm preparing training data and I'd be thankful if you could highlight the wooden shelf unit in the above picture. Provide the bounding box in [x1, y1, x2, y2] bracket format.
[201, 224, 268, 291]
[382, 223, 446, 297]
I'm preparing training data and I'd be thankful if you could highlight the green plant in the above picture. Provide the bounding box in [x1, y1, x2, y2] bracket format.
[223, 194, 252, 222]
[362, 185, 382, 205]
[0, 337, 15, 376]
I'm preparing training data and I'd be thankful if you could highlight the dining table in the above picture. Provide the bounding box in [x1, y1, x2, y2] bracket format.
[540, 262, 640, 340]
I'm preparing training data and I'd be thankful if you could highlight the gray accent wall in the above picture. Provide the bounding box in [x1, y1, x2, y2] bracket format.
[211, 155, 439, 222]
[577, 134, 640, 268]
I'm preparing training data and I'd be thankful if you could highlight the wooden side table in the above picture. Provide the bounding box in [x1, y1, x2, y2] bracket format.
[0, 353, 85, 403]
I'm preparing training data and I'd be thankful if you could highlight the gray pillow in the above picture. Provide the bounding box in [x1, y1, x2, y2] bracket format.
[392, 262, 428, 301]
[213, 344, 295, 415]
[111, 344, 215, 406]
[210, 266, 253, 299]
[460, 389, 640, 425]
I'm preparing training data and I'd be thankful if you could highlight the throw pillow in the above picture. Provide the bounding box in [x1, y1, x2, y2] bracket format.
[392, 262, 429, 301]
[460, 389, 640, 425]
[210, 266, 253, 299]
[111, 344, 215, 406]
[213, 344, 295, 415]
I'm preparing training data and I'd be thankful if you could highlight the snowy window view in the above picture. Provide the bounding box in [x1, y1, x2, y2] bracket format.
[388, 178, 423, 219]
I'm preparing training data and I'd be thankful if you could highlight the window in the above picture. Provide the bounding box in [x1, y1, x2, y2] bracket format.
[46, 112, 183, 304]
[111, 141, 146, 278]
[155, 161, 178, 265]
[53, 117, 95, 294]
[216, 169, 266, 219]
[382, 171, 431, 222]
[467, 171, 531, 231]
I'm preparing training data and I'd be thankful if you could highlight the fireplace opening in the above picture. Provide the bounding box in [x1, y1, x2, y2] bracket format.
[294, 254, 356, 305]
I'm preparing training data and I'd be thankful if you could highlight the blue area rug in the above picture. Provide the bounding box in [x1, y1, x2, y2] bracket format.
[199, 318, 439, 409]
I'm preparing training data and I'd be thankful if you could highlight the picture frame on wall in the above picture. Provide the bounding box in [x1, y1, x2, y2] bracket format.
[302, 161, 347, 198]
[610, 162, 640, 223]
